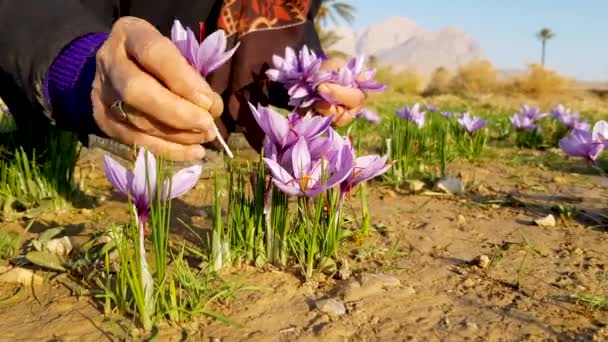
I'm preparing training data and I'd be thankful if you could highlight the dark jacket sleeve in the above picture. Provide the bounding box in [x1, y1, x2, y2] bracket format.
[206, 0, 324, 151]
[0, 0, 110, 134]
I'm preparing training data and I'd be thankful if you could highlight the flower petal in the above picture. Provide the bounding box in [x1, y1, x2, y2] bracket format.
[131, 147, 157, 203]
[162, 165, 202, 200]
[103, 155, 131, 195]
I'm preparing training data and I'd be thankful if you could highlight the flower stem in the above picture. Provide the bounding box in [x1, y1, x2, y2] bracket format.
[135, 213, 153, 331]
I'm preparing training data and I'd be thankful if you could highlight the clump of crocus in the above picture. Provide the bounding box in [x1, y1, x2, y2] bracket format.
[266, 46, 332, 108]
[519, 104, 548, 121]
[458, 112, 487, 134]
[440, 111, 455, 119]
[104, 147, 201, 326]
[426, 104, 438, 112]
[266, 47, 386, 119]
[340, 154, 392, 194]
[170, 19, 237, 158]
[550, 104, 591, 131]
[396, 103, 426, 128]
[510, 113, 540, 132]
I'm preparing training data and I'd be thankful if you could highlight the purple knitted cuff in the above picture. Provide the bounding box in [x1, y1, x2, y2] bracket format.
[44, 32, 108, 134]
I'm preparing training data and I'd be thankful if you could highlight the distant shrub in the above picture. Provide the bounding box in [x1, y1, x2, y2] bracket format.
[376, 66, 422, 95]
[423, 67, 452, 96]
[449, 60, 498, 95]
[506, 64, 573, 98]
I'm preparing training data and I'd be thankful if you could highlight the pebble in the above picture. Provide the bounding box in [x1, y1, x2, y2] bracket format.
[0, 266, 43, 286]
[437, 176, 465, 195]
[552, 176, 568, 184]
[341, 273, 402, 302]
[471, 255, 491, 269]
[573, 248, 584, 255]
[315, 298, 346, 317]
[408, 180, 425, 193]
[462, 277, 476, 288]
[534, 214, 556, 227]
[456, 215, 467, 225]
[44, 236, 73, 256]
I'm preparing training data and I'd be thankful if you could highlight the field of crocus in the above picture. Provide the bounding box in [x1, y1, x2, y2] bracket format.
[0, 22, 608, 341]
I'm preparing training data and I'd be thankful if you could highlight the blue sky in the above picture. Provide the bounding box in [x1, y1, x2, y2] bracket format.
[343, 0, 607, 81]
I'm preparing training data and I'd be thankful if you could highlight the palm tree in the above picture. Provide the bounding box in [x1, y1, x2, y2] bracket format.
[536, 28, 555, 67]
[316, 0, 355, 27]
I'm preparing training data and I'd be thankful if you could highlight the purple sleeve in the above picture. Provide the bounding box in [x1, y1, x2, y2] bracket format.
[43, 33, 109, 135]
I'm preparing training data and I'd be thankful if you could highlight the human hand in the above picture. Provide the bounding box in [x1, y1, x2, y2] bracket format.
[91, 17, 224, 161]
[313, 58, 367, 127]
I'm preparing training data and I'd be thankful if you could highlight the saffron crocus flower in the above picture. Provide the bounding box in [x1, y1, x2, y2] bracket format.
[426, 104, 438, 112]
[458, 112, 487, 134]
[440, 111, 455, 119]
[510, 113, 540, 132]
[171, 19, 239, 77]
[249, 103, 332, 159]
[550, 104, 590, 131]
[266, 46, 332, 108]
[103, 147, 202, 312]
[340, 154, 392, 193]
[264, 137, 353, 197]
[332, 56, 386, 92]
[592, 120, 608, 146]
[355, 108, 382, 123]
[559, 129, 605, 162]
[520, 104, 548, 121]
[396, 103, 426, 128]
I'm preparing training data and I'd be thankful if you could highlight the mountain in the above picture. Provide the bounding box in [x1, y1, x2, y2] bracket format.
[328, 17, 484, 76]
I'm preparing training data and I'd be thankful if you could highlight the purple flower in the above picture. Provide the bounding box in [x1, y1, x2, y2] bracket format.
[550, 104, 590, 131]
[249, 103, 332, 160]
[440, 111, 455, 119]
[266, 46, 332, 108]
[458, 112, 487, 134]
[170, 19, 239, 77]
[559, 129, 604, 162]
[332, 56, 386, 92]
[264, 137, 354, 197]
[340, 154, 392, 193]
[103, 147, 201, 313]
[592, 120, 608, 146]
[510, 113, 540, 132]
[396, 103, 426, 128]
[355, 108, 382, 124]
[426, 104, 439, 112]
[519, 105, 548, 121]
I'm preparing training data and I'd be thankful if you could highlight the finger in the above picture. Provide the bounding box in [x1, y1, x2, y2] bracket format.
[123, 20, 224, 118]
[119, 103, 212, 145]
[104, 55, 217, 138]
[334, 108, 354, 127]
[313, 101, 335, 117]
[317, 83, 366, 109]
[93, 89, 206, 161]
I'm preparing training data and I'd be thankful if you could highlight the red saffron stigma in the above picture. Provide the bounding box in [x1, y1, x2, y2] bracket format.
[199, 21, 205, 42]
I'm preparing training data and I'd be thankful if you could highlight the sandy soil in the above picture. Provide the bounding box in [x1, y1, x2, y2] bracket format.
[0, 147, 607, 342]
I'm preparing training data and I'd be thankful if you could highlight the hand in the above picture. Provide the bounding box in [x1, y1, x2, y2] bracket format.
[313, 58, 367, 127]
[91, 17, 224, 161]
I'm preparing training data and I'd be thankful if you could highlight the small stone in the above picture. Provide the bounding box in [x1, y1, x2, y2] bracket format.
[312, 272, 327, 283]
[401, 286, 416, 297]
[552, 176, 568, 184]
[456, 215, 467, 225]
[477, 184, 491, 196]
[315, 298, 346, 317]
[534, 214, 556, 227]
[462, 277, 476, 288]
[0, 266, 43, 286]
[97, 195, 107, 204]
[464, 321, 479, 330]
[383, 189, 398, 199]
[408, 180, 425, 193]
[361, 273, 401, 288]
[471, 255, 490, 269]
[491, 204, 500, 209]
[44, 236, 73, 256]
[79, 208, 92, 215]
[437, 176, 464, 195]
[573, 248, 584, 255]
[337, 258, 352, 280]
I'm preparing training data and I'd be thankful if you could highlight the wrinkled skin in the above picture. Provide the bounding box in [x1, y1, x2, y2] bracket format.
[92, 16, 224, 161]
